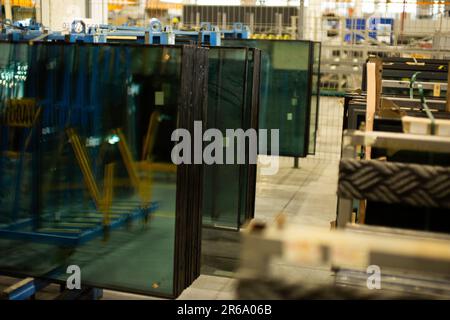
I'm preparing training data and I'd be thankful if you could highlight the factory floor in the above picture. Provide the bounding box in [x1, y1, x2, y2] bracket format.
[177, 160, 340, 300]
[0, 97, 344, 300]
[103, 150, 342, 300]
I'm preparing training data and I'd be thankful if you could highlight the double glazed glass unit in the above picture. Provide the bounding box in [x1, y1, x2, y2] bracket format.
[223, 39, 321, 157]
[0, 42, 207, 298]
[202, 47, 261, 230]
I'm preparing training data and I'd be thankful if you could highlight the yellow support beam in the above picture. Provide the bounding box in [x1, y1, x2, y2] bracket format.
[101, 163, 115, 227]
[66, 128, 102, 209]
[114, 128, 141, 193]
[1, 0, 34, 7]
[142, 111, 160, 161]
[2, 99, 38, 128]
[114, 128, 153, 205]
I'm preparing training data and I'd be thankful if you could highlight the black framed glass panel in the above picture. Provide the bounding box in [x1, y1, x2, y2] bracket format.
[223, 39, 314, 158]
[202, 47, 260, 230]
[0, 42, 206, 298]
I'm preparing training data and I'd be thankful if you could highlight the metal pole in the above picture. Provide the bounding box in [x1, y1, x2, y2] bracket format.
[291, 16, 296, 39]
[222, 12, 226, 30]
[85, 0, 91, 19]
[276, 12, 282, 36]
[293, 157, 299, 169]
[297, 0, 304, 40]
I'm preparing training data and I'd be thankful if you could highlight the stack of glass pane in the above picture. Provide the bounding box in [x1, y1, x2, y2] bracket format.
[0, 42, 207, 298]
[223, 39, 320, 157]
[202, 47, 261, 230]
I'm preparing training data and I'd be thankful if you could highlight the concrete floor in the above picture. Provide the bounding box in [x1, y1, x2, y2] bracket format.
[178, 97, 344, 300]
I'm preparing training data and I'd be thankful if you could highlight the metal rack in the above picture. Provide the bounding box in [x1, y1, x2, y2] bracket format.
[0, 18, 250, 45]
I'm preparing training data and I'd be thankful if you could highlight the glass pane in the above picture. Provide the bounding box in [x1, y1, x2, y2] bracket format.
[223, 39, 313, 157]
[0, 45, 36, 228]
[239, 48, 260, 227]
[0, 42, 203, 297]
[202, 47, 257, 230]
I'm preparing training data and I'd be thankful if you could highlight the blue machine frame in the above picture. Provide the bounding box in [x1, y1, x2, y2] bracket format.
[0, 39, 159, 247]
[1, 276, 104, 300]
[0, 19, 250, 45]
[0, 203, 158, 247]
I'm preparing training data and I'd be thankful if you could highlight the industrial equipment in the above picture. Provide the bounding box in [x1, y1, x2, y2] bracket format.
[237, 220, 450, 299]
[0, 18, 250, 45]
[338, 57, 450, 234]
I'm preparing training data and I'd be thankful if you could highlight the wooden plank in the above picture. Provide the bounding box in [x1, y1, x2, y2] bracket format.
[402, 115, 450, 137]
[365, 61, 375, 159]
[344, 130, 450, 154]
[244, 223, 450, 276]
[4, 0, 12, 21]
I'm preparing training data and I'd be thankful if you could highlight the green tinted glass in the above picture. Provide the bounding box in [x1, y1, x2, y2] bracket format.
[0, 43, 204, 297]
[202, 47, 259, 229]
[223, 39, 313, 157]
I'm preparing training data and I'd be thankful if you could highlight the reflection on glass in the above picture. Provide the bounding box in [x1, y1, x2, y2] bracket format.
[0, 43, 199, 297]
[202, 47, 259, 230]
[223, 39, 314, 157]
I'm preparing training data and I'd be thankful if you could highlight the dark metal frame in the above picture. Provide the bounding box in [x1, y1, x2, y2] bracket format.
[0, 42, 207, 299]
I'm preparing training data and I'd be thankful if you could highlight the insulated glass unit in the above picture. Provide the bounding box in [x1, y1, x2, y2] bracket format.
[202, 47, 260, 230]
[223, 39, 316, 157]
[0, 42, 207, 298]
